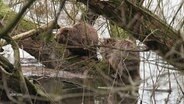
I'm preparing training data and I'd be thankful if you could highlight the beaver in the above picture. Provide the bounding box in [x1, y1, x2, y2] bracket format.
[100, 38, 140, 84]
[56, 22, 98, 57]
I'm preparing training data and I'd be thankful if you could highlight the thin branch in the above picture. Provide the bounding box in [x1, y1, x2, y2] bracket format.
[0, 0, 36, 38]
[0, 20, 57, 46]
[1, 69, 20, 103]
[0, 55, 14, 73]
[3, 35, 33, 104]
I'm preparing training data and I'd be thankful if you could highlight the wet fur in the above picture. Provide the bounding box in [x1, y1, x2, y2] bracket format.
[100, 38, 140, 84]
[56, 22, 98, 56]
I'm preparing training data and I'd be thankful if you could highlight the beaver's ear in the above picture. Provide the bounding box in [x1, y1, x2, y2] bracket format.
[56, 28, 66, 40]
[58, 28, 70, 36]
[103, 38, 116, 44]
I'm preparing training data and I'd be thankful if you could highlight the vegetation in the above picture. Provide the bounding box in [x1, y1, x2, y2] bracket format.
[0, 0, 183, 104]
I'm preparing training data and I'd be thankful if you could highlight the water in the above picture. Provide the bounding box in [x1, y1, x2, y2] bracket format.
[139, 51, 184, 104]
[1, 0, 184, 103]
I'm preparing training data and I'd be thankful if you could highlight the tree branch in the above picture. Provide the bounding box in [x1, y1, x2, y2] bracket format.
[0, 0, 36, 38]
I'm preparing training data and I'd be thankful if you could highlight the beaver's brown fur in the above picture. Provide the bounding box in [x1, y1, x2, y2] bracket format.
[100, 38, 140, 84]
[56, 22, 98, 57]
